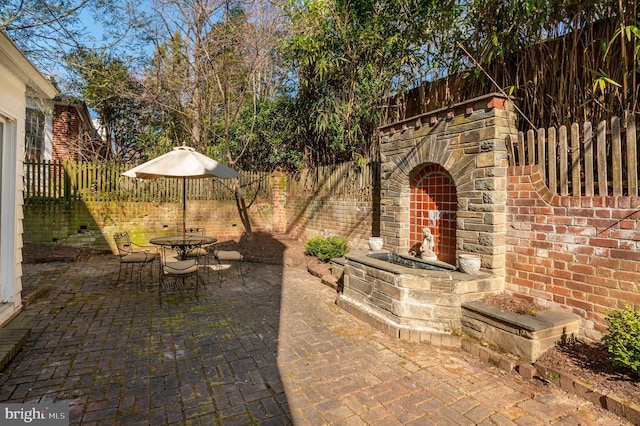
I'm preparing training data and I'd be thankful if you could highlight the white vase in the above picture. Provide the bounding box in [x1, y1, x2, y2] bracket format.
[458, 254, 481, 274]
[368, 237, 383, 251]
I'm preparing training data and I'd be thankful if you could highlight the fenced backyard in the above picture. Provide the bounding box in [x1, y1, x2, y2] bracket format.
[23, 114, 638, 206]
[20, 104, 640, 342]
[508, 114, 639, 197]
[21, 157, 378, 249]
[23, 161, 272, 205]
[23, 160, 378, 204]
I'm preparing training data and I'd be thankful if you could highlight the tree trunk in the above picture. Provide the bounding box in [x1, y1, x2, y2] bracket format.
[233, 178, 253, 239]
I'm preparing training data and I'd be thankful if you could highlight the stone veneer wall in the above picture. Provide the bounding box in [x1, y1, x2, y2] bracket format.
[378, 93, 518, 277]
[506, 165, 640, 340]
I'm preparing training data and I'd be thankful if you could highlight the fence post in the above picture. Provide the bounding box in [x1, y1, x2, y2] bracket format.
[627, 113, 638, 197]
[611, 117, 623, 197]
[559, 126, 568, 195]
[63, 161, 72, 204]
[527, 129, 535, 165]
[597, 120, 608, 196]
[517, 133, 525, 166]
[547, 127, 557, 194]
[584, 122, 594, 197]
[537, 128, 546, 178]
[571, 123, 581, 196]
[506, 135, 516, 166]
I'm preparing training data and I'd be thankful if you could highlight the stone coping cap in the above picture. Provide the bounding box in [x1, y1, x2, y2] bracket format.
[462, 300, 581, 332]
[345, 251, 459, 279]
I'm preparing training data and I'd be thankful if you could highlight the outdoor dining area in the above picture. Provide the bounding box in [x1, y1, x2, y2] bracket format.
[113, 228, 245, 302]
[112, 143, 245, 301]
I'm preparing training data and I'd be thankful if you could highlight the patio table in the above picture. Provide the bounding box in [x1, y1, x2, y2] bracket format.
[150, 235, 217, 260]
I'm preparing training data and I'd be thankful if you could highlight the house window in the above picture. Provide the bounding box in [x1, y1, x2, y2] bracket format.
[25, 108, 45, 160]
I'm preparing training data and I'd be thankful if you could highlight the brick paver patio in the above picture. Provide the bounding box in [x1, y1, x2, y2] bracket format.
[0, 254, 628, 425]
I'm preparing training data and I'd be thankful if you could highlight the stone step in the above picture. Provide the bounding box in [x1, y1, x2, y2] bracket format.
[461, 300, 581, 362]
[0, 327, 31, 372]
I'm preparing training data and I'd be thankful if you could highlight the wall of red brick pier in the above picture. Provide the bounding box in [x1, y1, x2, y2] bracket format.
[506, 165, 640, 339]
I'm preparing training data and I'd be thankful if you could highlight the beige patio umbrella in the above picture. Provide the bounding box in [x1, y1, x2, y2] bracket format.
[122, 143, 242, 235]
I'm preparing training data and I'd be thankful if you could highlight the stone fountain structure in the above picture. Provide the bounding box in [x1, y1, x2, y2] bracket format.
[337, 94, 520, 341]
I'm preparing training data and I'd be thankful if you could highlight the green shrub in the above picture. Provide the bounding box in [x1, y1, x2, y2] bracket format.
[304, 236, 348, 262]
[602, 304, 640, 373]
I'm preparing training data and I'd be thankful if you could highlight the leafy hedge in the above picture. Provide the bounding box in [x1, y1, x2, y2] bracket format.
[602, 304, 640, 373]
[304, 236, 348, 262]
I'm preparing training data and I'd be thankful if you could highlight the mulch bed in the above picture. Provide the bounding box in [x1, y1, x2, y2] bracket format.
[481, 293, 543, 316]
[481, 293, 639, 406]
[537, 338, 640, 404]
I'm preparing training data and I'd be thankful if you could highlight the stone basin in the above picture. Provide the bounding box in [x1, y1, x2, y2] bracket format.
[367, 251, 456, 271]
[336, 251, 503, 340]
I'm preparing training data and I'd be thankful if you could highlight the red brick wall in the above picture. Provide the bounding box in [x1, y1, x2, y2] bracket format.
[506, 165, 640, 339]
[285, 196, 375, 251]
[410, 164, 458, 264]
[23, 173, 375, 252]
[272, 173, 287, 233]
[52, 104, 80, 161]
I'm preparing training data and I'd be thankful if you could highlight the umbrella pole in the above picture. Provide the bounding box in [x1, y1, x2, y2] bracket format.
[182, 177, 186, 238]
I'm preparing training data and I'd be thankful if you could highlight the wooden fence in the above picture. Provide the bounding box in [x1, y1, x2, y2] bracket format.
[32, 119, 632, 205]
[23, 161, 272, 205]
[23, 159, 379, 205]
[286, 161, 378, 198]
[508, 113, 639, 197]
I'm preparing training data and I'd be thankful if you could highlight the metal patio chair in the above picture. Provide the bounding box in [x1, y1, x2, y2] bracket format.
[113, 231, 157, 289]
[159, 245, 203, 304]
[213, 234, 247, 287]
[180, 227, 213, 276]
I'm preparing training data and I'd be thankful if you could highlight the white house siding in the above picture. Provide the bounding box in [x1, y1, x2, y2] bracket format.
[0, 32, 56, 326]
[0, 61, 27, 325]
